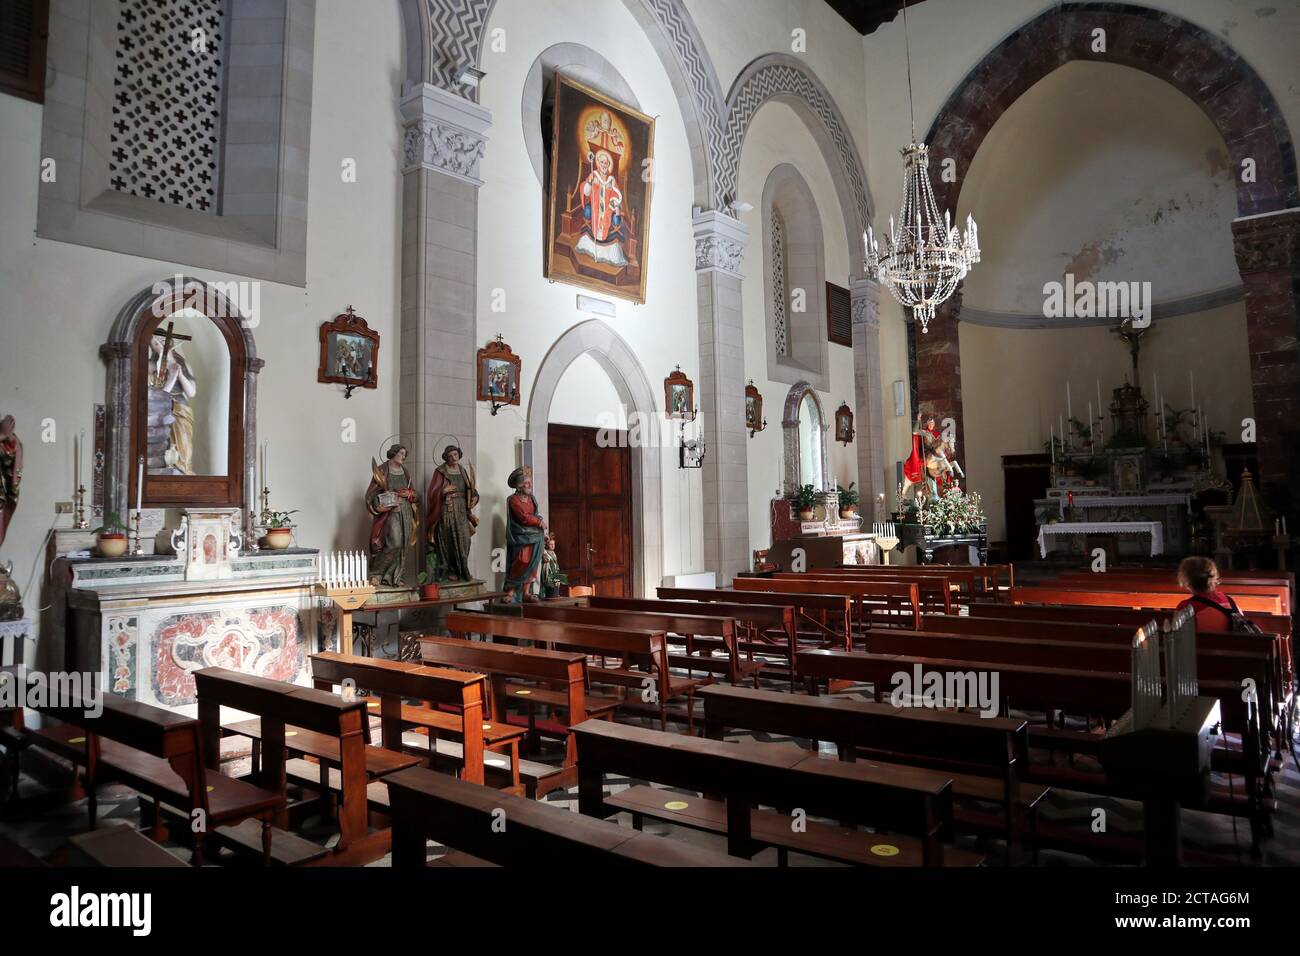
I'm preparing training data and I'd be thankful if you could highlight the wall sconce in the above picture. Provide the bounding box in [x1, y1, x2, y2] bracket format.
[745, 381, 766, 438]
[678, 422, 706, 469]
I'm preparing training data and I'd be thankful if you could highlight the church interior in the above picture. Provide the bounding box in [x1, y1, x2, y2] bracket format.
[0, 0, 1297, 897]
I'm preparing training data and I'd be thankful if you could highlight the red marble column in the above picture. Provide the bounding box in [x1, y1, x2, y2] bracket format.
[913, 291, 966, 458]
[1232, 209, 1300, 518]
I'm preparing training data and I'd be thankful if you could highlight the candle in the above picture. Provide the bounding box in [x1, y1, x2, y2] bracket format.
[1066, 381, 1073, 447]
[136, 455, 144, 512]
[1189, 370, 1195, 411]
[75, 429, 82, 491]
[1096, 379, 1104, 445]
[1087, 401, 1092, 445]
[249, 466, 256, 520]
[1050, 424, 1055, 465]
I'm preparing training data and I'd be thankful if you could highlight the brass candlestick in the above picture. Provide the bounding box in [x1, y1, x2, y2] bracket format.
[74, 484, 90, 530]
[130, 510, 144, 555]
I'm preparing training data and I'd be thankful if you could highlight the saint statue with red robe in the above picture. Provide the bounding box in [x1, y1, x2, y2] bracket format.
[503, 467, 546, 603]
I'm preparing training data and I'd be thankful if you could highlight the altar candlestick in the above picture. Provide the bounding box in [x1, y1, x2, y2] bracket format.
[1189, 370, 1195, 411]
[1066, 382, 1073, 447]
[1050, 424, 1055, 465]
[1096, 379, 1104, 445]
[136, 456, 144, 512]
[1087, 402, 1093, 445]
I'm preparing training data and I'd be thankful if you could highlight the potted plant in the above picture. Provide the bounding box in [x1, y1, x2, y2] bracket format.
[837, 482, 859, 519]
[418, 551, 441, 601]
[262, 510, 298, 550]
[792, 483, 817, 521]
[93, 512, 129, 557]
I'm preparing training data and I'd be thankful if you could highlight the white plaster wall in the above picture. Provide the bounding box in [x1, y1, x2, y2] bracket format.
[473, 0, 706, 584]
[735, 101, 859, 554]
[0, 0, 404, 636]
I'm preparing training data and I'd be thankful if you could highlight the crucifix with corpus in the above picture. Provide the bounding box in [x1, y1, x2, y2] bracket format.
[149, 320, 199, 475]
[151, 321, 194, 388]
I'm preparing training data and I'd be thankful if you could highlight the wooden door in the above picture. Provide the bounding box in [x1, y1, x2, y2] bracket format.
[1002, 453, 1051, 562]
[547, 424, 634, 596]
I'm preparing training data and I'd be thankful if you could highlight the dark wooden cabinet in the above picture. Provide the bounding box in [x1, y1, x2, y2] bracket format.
[547, 424, 633, 597]
[1002, 453, 1051, 562]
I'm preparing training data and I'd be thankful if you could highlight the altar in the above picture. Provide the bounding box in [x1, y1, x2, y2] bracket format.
[1037, 520, 1164, 559]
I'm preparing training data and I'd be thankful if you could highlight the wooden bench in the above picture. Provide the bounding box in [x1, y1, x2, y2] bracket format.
[573, 717, 981, 867]
[658, 586, 853, 657]
[25, 678, 283, 866]
[194, 666, 388, 864]
[1049, 573, 1291, 616]
[776, 571, 953, 616]
[309, 652, 527, 794]
[1010, 585, 1283, 616]
[815, 565, 982, 605]
[587, 596, 796, 686]
[523, 603, 762, 686]
[447, 611, 705, 731]
[418, 635, 616, 797]
[386, 765, 749, 867]
[735, 575, 922, 630]
[698, 683, 1045, 861]
[65, 825, 189, 867]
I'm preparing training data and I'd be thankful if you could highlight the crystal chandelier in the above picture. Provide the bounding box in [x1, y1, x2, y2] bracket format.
[863, 1, 980, 334]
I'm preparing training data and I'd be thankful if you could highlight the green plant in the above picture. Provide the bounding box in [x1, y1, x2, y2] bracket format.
[922, 488, 987, 536]
[418, 550, 441, 586]
[791, 484, 817, 511]
[1068, 416, 1093, 442]
[837, 482, 859, 508]
[93, 512, 128, 535]
[265, 509, 299, 529]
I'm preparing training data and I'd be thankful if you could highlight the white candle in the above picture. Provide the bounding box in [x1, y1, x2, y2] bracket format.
[264, 441, 270, 491]
[249, 466, 256, 519]
[1096, 379, 1104, 445]
[75, 430, 82, 491]
[1087, 401, 1093, 444]
[1066, 382, 1073, 446]
[1050, 424, 1055, 465]
[136, 456, 144, 512]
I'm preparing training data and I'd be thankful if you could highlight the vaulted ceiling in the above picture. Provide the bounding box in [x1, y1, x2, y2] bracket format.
[822, 0, 919, 36]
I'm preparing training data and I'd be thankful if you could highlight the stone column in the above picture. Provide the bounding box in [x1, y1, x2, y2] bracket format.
[693, 210, 750, 585]
[913, 291, 965, 456]
[1232, 208, 1300, 519]
[398, 84, 490, 499]
[850, 278, 886, 516]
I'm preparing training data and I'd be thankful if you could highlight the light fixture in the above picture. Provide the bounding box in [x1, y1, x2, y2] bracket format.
[863, 1, 980, 334]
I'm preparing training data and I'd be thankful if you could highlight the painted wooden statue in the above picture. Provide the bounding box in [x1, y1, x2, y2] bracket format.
[503, 466, 547, 603]
[426, 444, 479, 582]
[366, 444, 419, 587]
[902, 410, 964, 502]
[0, 415, 22, 550]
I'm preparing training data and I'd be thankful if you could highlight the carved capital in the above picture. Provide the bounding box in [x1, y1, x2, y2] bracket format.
[1232, 208, 1300, 275]
[99, 342, 132, 363]
[692, 209, 749, 278]
[849, 278, 882, 330]
[399, 83, 492, 185]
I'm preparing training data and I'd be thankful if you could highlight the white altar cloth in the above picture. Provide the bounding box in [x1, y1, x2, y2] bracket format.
[1038, 521, 1164, 558]
[0, 618, 34, 666]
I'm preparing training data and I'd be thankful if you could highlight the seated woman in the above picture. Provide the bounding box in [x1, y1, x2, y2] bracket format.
[1175, 556, 1236, 632]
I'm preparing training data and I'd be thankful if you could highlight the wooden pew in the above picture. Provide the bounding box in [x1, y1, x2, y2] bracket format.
[734, 575, 922, 630]
[697, 684, 1045, 861]
[1010, 585, 1283, 616]
[65, 825, 189, 867]
[446, 611, 704, 731]
[657, 586, 852, 669]
[795, 648, 1267, 841]
[813, 565, 982, 604]
[24, 678, 283, 866]
[587, 596, 796, 686]
[774, 571, 953, 615]
[194, 666, 400, 864]
[385, 765, 749, 867]
[573, 717, 981, 867]
[1049, 573, 1291, 616]
[418, 635, 617, 797]
[309, 652, 526, 794]
[523, 603, 761, 686]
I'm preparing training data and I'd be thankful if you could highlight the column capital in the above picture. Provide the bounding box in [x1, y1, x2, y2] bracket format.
[1232, 207, 1300, 275]
[849, 277, 882, 329]
[400, 83, 492, 184]
[693, 209, 749, 278]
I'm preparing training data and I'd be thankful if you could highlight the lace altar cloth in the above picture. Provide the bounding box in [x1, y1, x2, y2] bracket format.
[1038, 521, 1164, 558]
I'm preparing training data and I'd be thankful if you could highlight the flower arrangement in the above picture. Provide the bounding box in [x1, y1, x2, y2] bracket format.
[919, 488, 986, 537]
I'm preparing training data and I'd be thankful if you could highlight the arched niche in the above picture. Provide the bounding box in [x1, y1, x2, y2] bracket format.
[782, 382, 828, 495]
[100, 278, 261, 519]
[761, 163, 828, 390]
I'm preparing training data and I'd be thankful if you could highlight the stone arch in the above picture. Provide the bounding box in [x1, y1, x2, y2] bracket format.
[722, 53, 873, 273]
[526, 320, 664, 597]
[925, 2, 1297, 218]
[410, 0, 725, 209]
[761, 164, 829, 389]
[781, 381, 829, 496]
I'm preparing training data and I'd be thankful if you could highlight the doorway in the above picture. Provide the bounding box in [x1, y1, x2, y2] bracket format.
[547, 423, 634, 596]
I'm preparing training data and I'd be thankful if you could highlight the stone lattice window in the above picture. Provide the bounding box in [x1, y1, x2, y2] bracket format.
[109, 0, 226, 212]
[771, 208, 789, 356]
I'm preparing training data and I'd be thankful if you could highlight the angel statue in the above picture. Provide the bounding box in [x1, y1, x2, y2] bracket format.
[366, 444, 420, 587]
[426, 444, 479, 582]
[0, 415, 22, 549]
[902, 410, 964, 503]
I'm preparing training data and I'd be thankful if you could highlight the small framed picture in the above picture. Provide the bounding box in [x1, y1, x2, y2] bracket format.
[664, 367, 695, 421]
[835, 402, 855, 444]
[745, 382, 765, 435]
[476, 336, 521, 406]
[319, 307, 379, 392]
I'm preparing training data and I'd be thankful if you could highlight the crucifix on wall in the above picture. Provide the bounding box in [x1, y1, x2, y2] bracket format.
[152, 321, 193, 387]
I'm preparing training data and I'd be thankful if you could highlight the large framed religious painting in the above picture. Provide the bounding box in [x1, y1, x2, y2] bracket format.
[319, 307, 379, 395]
[544, 74, 656, 303]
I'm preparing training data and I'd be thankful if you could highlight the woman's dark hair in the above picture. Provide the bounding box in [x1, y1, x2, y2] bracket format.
[1177, 556, 1220, 594]
[386, 444, 406, 461]
[441, 445, 463, 463]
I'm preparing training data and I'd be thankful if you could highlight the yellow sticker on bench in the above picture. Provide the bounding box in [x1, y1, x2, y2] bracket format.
[664, 800, 690, 811]
[483, 723, 493, 730]
[368, 701, 380, 708]
[285, 731, 297, 737]
[207, 786, 215, 793]
[870, 844, 900, 857]
[515, 689, 532, 696]
[69, 736, 86, 744]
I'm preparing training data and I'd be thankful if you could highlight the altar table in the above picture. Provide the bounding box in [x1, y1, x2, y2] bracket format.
[1038, 521, 1164, 558]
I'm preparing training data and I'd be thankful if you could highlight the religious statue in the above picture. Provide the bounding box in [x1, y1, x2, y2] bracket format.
[902, 411, 964, 502]
[366, 444, 420, 587]
[425, 444, 479, 582]
[503, 467, 547, 603]
[148, 327, 197, 475]
[0, 415, 21, 550]
[539, 532, 568, 599]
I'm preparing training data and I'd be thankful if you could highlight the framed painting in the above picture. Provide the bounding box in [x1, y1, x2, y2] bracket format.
[835, 402, 855, 444]
[664, 367, 694, 421]
[319, 307, 379, 393]
[477, 336, 521, 407]
[544, 73, 656, 303]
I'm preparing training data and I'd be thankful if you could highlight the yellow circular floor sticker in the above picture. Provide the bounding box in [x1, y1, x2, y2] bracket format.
[69, 736, 86, 744]
[870, 844, 900, 857]
[664, 800, 690, 811]
[206, 786, 215, 793]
